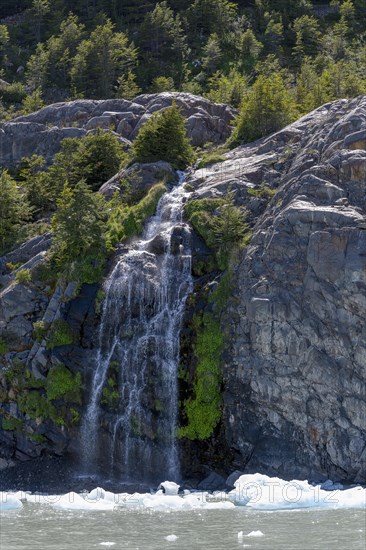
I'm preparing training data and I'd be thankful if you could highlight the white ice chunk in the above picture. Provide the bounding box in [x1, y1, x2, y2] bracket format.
[230, 473, 366, 510]
[237, 530, 243, 540]
[0, 492, 23, 511]
[246, 531, 264, 537]
[165, 535, 178, 542]
[159, 481, 180, 495]
[51, 492, 115, 511]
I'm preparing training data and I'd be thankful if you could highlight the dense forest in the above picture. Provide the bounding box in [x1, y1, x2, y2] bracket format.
[0, 0, 365, 118]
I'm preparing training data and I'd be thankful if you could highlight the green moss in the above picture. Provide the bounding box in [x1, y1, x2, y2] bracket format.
[28, 433, 47, 443]
[179, 312, 224, 440]
[1, 416, 24, 431]
[100, 362, 120, 409]
[45, 365, 82, 402]
[46, 319, 73, 349]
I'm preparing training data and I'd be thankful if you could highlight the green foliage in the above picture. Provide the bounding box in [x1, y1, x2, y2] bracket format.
[46, 319, 73, 349]
[70, 20, 137, 98]
[0, 338, 8, 355]
[206, 69, 248, 108]
[116, 70, 141, 99]
[46, 365, 81, 402]
[179, 312, 223, 440]
[230, 73, 298, 145]
[15, 268, 32, 285]
[185, 194, 250, 270]
[72, 129, 127, 192]
[197, 145, 228, 168]
[2, 416, 24, 431]
[0, 171, 31, 255]
[50, 180, 108, 279]
[32, 320, 47, 343]
[131, 103, 195, 170]
[0, 83, 26, 104]
[150, 76, 176, 93]
[247, 183, 277, 200]
[107, 183, 166, 248]
[17, 391, 57, 423]
[21, 88, 45, 114]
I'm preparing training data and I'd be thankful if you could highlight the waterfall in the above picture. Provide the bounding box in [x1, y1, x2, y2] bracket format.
[81, 176, 192, 482]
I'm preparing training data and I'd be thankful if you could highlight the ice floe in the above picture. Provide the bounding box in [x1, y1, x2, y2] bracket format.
[1, 473, 365, 513]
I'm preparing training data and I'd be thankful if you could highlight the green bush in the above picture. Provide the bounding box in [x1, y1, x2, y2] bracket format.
[0, 82, 26, 104]
[131, 102, 195, 169]
[15, 268, 32, 284]
[32, 320, 47, 343]
[46, 365, 81, 402]
[2, 416, 24, 431]
[107, 183, 166, 248]
[46, 320, 73, 349]
[185, 195, 250, 270]
[17, 391, 57, 422]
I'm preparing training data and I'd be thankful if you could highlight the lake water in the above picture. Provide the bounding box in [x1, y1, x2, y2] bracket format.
[1, 505, 365, 550]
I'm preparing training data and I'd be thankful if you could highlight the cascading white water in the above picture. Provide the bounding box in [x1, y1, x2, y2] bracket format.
[81, 176, 192, 482]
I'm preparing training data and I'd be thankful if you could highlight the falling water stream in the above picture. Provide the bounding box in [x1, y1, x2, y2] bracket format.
[81, 175, 192, 482]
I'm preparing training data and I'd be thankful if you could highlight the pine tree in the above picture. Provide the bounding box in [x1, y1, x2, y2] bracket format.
[50, 180, 107, 267]
[0, 171, 31, 254]
[131, 102, 195, 169]
[230, 73, 298, 145]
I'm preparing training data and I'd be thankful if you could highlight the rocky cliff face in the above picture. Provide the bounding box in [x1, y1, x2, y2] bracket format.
[187, 96, 366, 483]
[0, 92, 235, 167]
[1, 93, 365, 486]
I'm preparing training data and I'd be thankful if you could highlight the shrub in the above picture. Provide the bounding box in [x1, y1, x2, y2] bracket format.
[0, 82, 26, 104]
[2, 416, 24, 431]
[107, 183, 166, 248]
[131, 102, 195, 169]
[0, 338, 8, 355]
[15, 268, 32, 285]
[46, 320, 73, 349]
[32, 320, 47, 343]
[46, 365, 81, 402]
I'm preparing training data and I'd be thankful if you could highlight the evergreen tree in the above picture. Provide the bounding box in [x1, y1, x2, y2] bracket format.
[131, 102, 195, 169]
[70, 20, 137, 98]
[0, 171, 30, 254]
[50, 180, 107, 268]
[230, 72, 298, 145]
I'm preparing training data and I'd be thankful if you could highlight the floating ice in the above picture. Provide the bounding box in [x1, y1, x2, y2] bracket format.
[99, 544, 116, 547]
[165, 535, 178, 542]
[0, 492, 23, 511]
[51, 492, 115, 511]
[4, 473, 365, 513]
[230, 473, 366, 510]
[237, 530, 243, 540]
[246, 531, 264, 537]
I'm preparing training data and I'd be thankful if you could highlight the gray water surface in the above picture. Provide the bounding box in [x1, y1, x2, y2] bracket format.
[1, 506, 365, 550]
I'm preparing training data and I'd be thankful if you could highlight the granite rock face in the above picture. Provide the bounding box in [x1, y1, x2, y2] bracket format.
[187, 96, 366, 483]
[0, 93, 235, 167]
